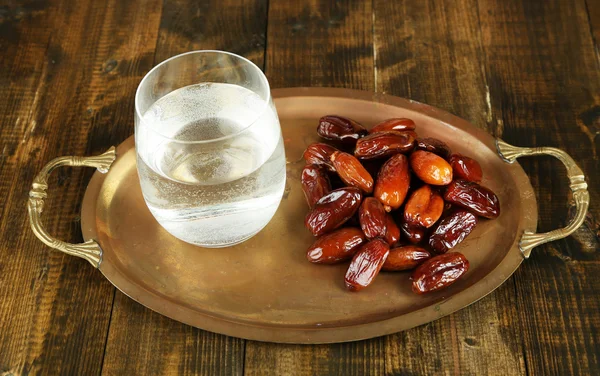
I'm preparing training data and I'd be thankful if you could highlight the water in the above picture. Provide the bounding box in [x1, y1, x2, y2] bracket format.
[136, 83, 286, 247]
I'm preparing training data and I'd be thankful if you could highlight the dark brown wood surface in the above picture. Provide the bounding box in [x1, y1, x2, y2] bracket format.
[0, 0, 598, 375]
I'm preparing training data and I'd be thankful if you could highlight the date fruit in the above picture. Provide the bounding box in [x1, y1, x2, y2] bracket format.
[402, 130, 419, 140]
[410, 150, 453, 185]
[403, 185, 444, 228]
[448, 154, 483, 182]
[330, 151, 374, 193]
[345, 239, 390, 291]
[305, 187, 363, 236]
[428, 209, 478, 253]
[443, 179, 500, 219]
[370, 118, 416, 133]
[382, 245, 431, 271]
[374, 154, 410, 211]
[303, 143, 338, 172]
[354, 131, 415, 160]
[306, 227, 366, 264]
[400, 221, 426, 244]
[318, 115, 368, 145]
[301, 165, 332, 208]
[411, 252, 469, 294]
[359, 197, 387, 239]
[415, 137, 452, 159]
[384, 214, 401, 246]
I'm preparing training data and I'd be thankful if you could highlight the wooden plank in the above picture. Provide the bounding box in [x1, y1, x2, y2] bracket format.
[244, 341, 385, 376]
[243, 1, 381, 375]
[585, 0, 600, 61]
[100, 1, 268, 374]
[153, 0, 268, 67]
[478, 0, 600, 374]
[0, 0, 162, 374]
[373, 1, 527, 374]
[2, 1, 597, 375]
[384, 285, 526, 375]
[264, 0, 374, 90]
[101, 293, 245, 376]
[374, 0, 494, 132]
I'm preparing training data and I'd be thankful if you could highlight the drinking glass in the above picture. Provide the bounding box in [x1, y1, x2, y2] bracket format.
[135, 51, 286, 247]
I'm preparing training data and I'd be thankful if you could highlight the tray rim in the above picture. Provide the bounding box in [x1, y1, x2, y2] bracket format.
[80, 87, 538, 343]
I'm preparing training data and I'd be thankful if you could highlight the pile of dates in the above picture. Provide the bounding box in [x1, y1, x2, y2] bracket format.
[302, 116, 500, 294]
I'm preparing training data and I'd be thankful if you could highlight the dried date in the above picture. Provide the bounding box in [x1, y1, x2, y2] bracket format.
[415, 137, 452, 159]
[303, 143, 338, 172]
[411, 252, 469, 294]
[428, 209, 478, 253]
[382, 245, 431, 271]
[330, 151, 374, 193]
[401, 130, 419, 140]
[400, 221, 427, 244]
[443, 179, 500, 219]
[384, 214, 401, 246]
[306, 227, 366, 264]
[354, 131, 415, 160]
[317, 115, 368, 145]
[374, 154, 411, 211]
[305, 187, 363, 236]
[448, 154, 483, 182]
[301, 165, 331, 208]
[410, 150, 453, 185]
[345, 239, 390, 291]
[404, 185, 444, 228]
[359, 197, 388, 239]
[370, 118, 416, 133]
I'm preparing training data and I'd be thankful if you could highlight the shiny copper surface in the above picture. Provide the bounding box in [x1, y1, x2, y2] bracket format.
[80, 88, 538, 343]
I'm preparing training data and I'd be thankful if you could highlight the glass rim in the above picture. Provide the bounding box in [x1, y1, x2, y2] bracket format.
[134, 50, 272, 144]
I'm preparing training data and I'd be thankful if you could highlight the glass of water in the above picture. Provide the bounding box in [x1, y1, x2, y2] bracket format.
[135, 51, 286, 247]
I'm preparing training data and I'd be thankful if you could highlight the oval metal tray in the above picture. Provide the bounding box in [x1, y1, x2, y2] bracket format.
[28, 88, 589, 343]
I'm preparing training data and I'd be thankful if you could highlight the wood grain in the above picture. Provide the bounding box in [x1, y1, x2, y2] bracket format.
[478, 0, 600, 374]
[373, 1, 526, 374]
[1, 0, 599, 374]
[374, 0, 493, 132]
[101, 293, 244, 376]
[585, 0, 600, 59]
[244, 1, 381, 374]
[264, 0, 373, 90]
[244, 341, 385, 376]
[0, 0, 160, 374]
[153, 0, 268, 67]
[100, 0, 268, 375]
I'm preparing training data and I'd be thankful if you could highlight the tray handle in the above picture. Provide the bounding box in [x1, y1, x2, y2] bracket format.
[27, 147, 116, 268]
[496, 139, 589, 258]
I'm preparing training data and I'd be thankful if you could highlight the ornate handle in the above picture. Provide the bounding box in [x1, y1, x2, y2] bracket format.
[27, 147, 116, 268]
[496, 139, 590, 259]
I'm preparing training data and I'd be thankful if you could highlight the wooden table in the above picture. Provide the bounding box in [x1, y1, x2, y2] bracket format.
[1, 0, 599, 374]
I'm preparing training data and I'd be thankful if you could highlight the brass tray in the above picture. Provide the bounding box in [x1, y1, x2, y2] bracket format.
[28, 88, 589, 344]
